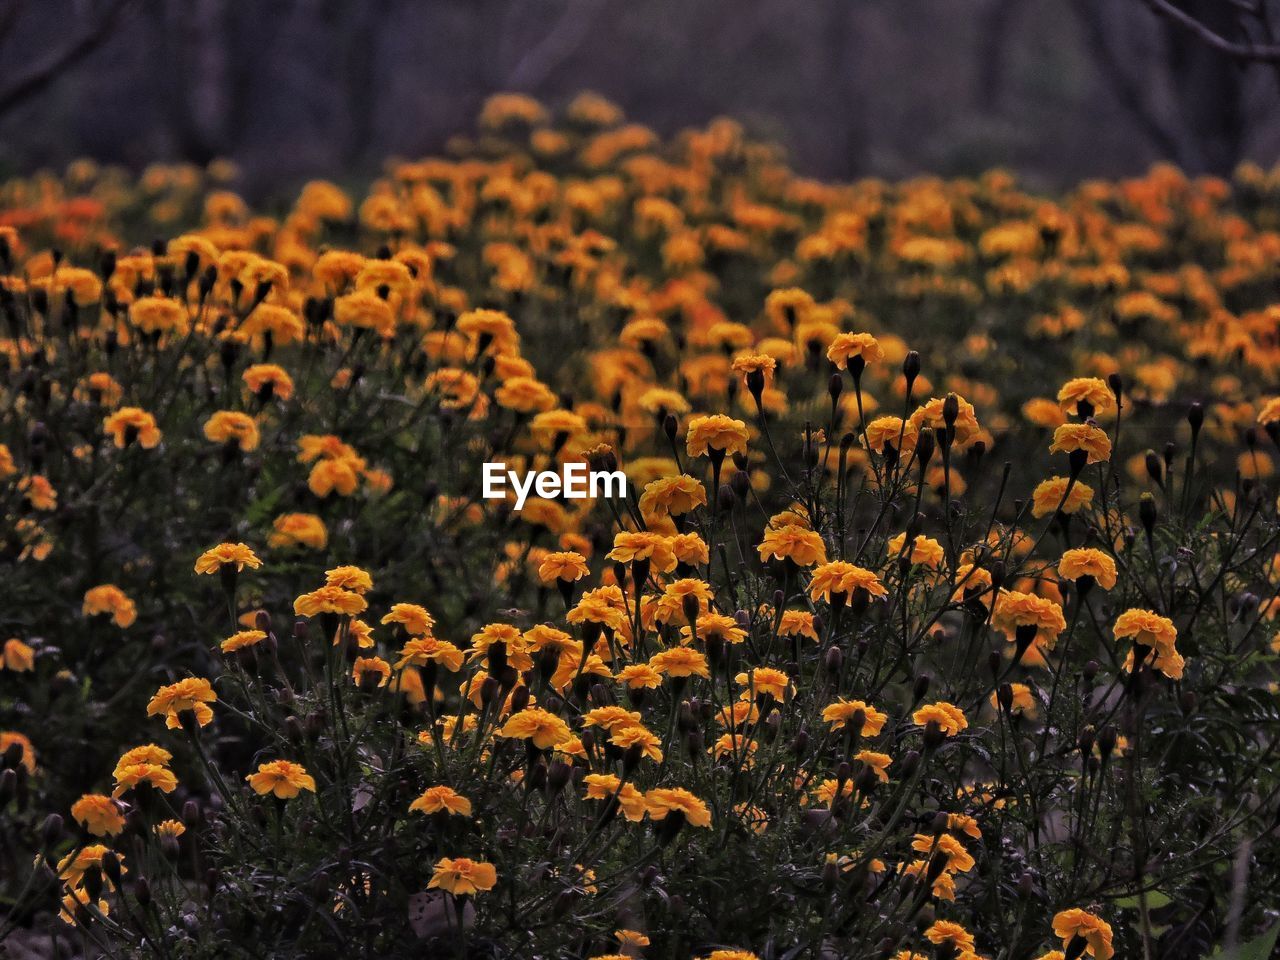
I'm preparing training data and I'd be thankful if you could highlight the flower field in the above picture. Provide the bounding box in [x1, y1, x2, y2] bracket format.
[5, 92, 1280, 958]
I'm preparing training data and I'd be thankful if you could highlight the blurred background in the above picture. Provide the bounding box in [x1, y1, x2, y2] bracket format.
[1, 0, 1278, 194]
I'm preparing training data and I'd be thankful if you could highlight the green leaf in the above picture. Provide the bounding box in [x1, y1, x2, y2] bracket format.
[1113, 890, 1172, 910]
[1212, 924, 1280, 960]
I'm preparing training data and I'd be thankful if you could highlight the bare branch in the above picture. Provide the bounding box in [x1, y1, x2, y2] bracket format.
[506, 0, 607, 91]
[0, 0, 138, 118]
[1071, 0, 1185, 159]
[1138, 0, 1280, 60]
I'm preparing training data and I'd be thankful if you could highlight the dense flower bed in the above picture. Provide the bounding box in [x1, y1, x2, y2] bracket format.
[4, 92, 1280, 959]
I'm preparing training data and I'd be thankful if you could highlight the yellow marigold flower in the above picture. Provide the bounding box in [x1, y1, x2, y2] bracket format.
[2, 637, 34, 672]
[334, 289, 394, 334]
[0, 731, 36, 773]
[701, 952, 759, 960]
[381, 603, 435, 637]
[1052, 908, 1114, 960]
[856, 750, 893, 782]
[864, 416, 916, 454]
[823, 699, 889, 735]
[1115, 608, 1184, 679]
[113, 744, 172, 774]
[909, 394, 981, 449]
[247, 760, 316, 799]
[194, 542, 261, 574]
[103, 407, 162, 449]
[154, 819, 185, 840]
[607, 531, 677, 572]
[129, 295, 187, 334]
[203, 411, 260, 452]
[409, 785, 472, 817]
[757, 523, 827, 566]
[639, 475, 707, 518]
[1057, 377, 1114, 417]
[582, 773, 648, 820]
[497, 708, 572, 750]
[826, 332, 884, 370]
[70, 794, 125, 837]
[779, 610, 818, 641]
[1023, 397, 1067, 429]
[221, 630, 265, 654]
[308, 457, 362, 497]
[495, 376, 557, 413]
[924, 920, 975, 953]
[990, 682, 1037, 717]
[670, 532, 710, 566]
[680, 612, 747, 645]
[645, 787, 712, 828]
[992, 590, 1067, 648]
[649, 646, 711, 679]
[18, 475, 57, 511]
[269, 513, 328, 549]
[731, 352, 778, 386]
[538, 551, 590, 583]
[57, 843, 126, 891]
[112, 762, 178, 797]
[352, 656, 391, 688]
[294, 586, 367, 617]
[610, 724, 663, 763]
[240, 303, 304, 345]
[1031, 476, 1094, 518]
[1057, 548, 1117, 590]
[82, 584, 137, 628]
[736, 666, 790, 701]
[428, 857, 498, 896]
[242, 363, 294, 401]
[325, 565, 373, 593]
[617, 664, 663, 689]
[60, 888, 109, 926]
[685, 414, 750, 458]
[913, 701, 968, 737]
[809, 561, 888, 602]
[396, 640, 468, 675]
[147, 677, 217, 729]
[911, 832, 976, 873]
[1258, 396, 1280, 425]
[1049, 423, 1111, 464]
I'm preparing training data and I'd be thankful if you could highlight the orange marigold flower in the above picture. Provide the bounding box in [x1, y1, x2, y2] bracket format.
[112, 762, 178, 797]
[352, 656, 391, 688]
[826, 332, 884, 370]
[1052, 908, 1114, 960]
[912, 701, 968, 737]
[639, 475, 707, 518]
[645, 787, 712, 828]
[410, 785, 472, 817]
[242, 363, 294, 401]
[146, 677, 217, 729]
[1049, 423, 1111, 463]
[194, 542, 261, 574]
[381, 603, 435, 637]
[428, 857, 498, 896]
[1057, 548, 1117, 590]
[269, 513, 328, 549]
[822, 699, 889, 736]
[2, 637, 35, 672]
[497, 708, 572, 750]
[294, 586, 367, 617]
[1057, 377, 1115, 417]
[649, 646, 710, 679]
[82, 584, 137, 628]
[1032, 476, 1094, 518]
[758, 523, 827, 567]
[70, 794, 126, 837]
[809, 561, 888, 602]
[325, 565, 373, 593]
[538, 551, 590, 584]
[221, 630, 265, 654]
[247, 760, 316, 799]
[103, 407, 162, 449]
[992, 590, 1067, 649]
[685, 414, 750, 458]
[203, 411, 260, 451]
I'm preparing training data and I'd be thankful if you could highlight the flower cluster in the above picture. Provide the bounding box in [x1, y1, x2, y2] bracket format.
[2, 92, 1280, 958]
